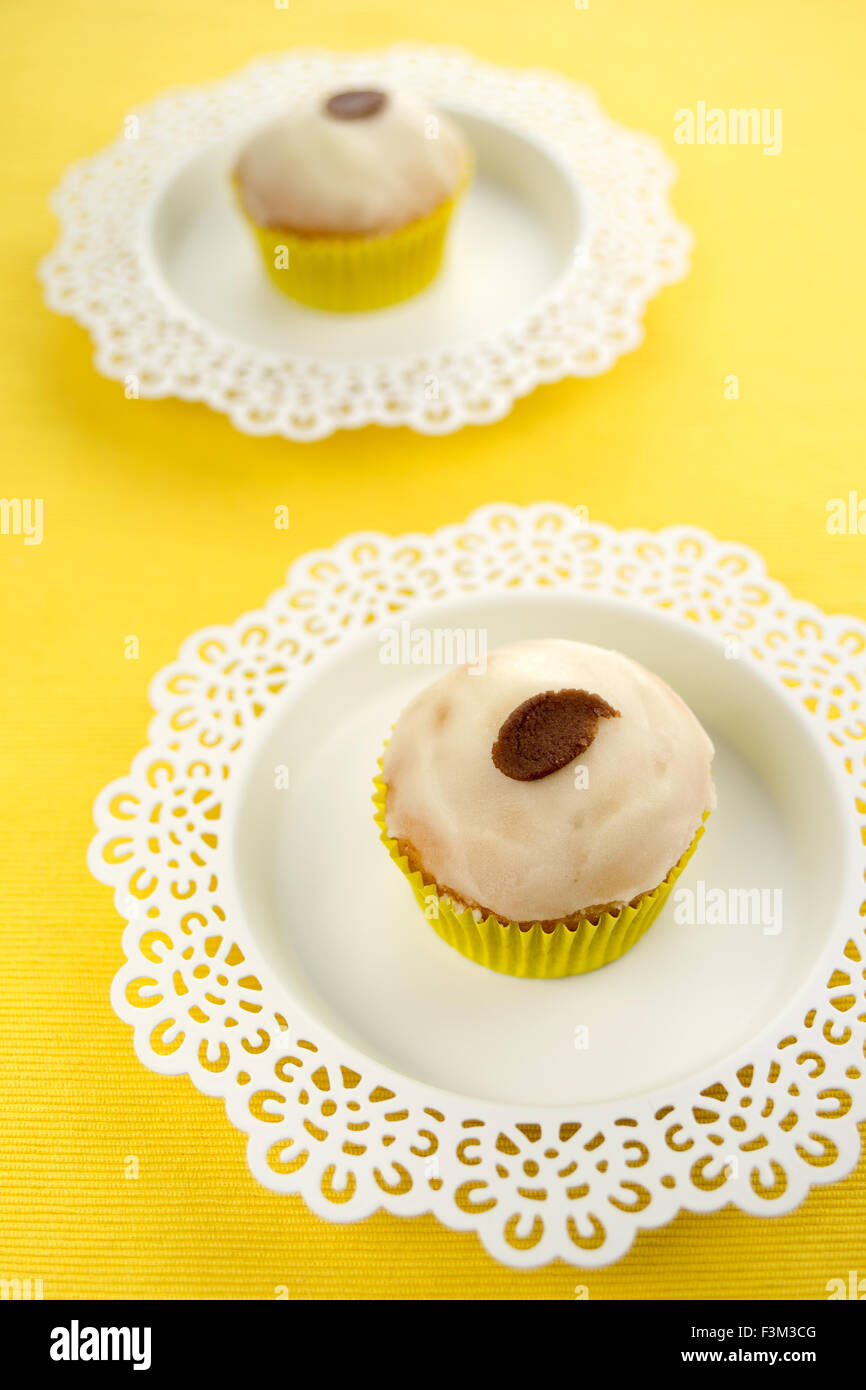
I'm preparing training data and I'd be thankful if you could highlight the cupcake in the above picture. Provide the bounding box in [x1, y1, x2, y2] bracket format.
[234, 88, 470, 311]
[374, 638, 715, 977]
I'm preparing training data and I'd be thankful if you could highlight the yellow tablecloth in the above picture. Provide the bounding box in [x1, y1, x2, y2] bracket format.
[2, 0, 864, 1299]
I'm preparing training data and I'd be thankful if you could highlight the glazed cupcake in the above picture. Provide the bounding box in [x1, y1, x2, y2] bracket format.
[234, 88, 470, 311]
[374, 638, 715, 977]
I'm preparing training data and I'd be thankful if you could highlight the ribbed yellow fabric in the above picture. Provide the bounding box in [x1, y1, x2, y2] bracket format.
[2, 0, 865, 1299]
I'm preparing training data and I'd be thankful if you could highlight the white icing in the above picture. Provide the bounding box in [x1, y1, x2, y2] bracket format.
[383, 639, 716, 923]
[235, 90, 468, 235]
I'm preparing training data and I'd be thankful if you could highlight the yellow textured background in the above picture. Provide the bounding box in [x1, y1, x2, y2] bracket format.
[2, 0, 865, 1299]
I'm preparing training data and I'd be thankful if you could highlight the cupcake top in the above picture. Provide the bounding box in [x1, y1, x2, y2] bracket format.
[234, 89, 468, 236]
[382, 639, 715, 924]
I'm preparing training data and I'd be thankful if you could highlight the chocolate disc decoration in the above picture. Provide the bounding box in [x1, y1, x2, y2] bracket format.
[324, 89, 388, 120]
[491, 688, 620, 781]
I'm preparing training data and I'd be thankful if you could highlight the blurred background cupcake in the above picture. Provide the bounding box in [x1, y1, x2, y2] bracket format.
[375, 638, 716, 977]
[234, 88, 471, 311]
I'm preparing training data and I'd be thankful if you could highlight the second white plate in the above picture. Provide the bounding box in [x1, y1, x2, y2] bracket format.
[232, 590, 839, 1110]
[90, 506, 866, 1266]
[150, 108, 585, 362]
[42, 46, 692, 439]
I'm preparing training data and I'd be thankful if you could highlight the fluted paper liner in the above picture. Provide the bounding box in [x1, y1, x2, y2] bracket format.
[374, 770, 708, 978]
[237, 171, 469, 312]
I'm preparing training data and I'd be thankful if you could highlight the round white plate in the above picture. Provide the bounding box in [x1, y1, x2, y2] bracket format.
[150, 108, 583, 364]
[90, 505, 866, 1267]
[233, 592, 839, 1111]
[41, 46, 691, 440]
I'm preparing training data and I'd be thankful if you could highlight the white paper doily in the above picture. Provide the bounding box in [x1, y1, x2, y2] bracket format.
[40, 45, 691, 441]
[88, 503, 866, 1268]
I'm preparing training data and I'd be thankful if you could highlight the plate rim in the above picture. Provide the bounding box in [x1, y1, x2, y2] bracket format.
[138, 98, 596, 370]
[90, 505, 866, 1265]
[221, 583, 859, 1120]
[40, 42, 692, 440]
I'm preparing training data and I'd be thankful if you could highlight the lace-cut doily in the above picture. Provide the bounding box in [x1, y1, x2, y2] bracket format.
[40, 45, 691, 441]
[89, 504, 866, 1267]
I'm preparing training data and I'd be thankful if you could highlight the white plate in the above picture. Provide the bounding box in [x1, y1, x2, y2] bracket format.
[232, 591, 840, 1110]
[91, 506, 866, 1267]
[41, 46, 691, 439]
[149, 108, 584, 362]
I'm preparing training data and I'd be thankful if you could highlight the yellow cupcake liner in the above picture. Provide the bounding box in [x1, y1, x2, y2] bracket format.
[238, 175, 468, 312]
[374, 771, 709, 978]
